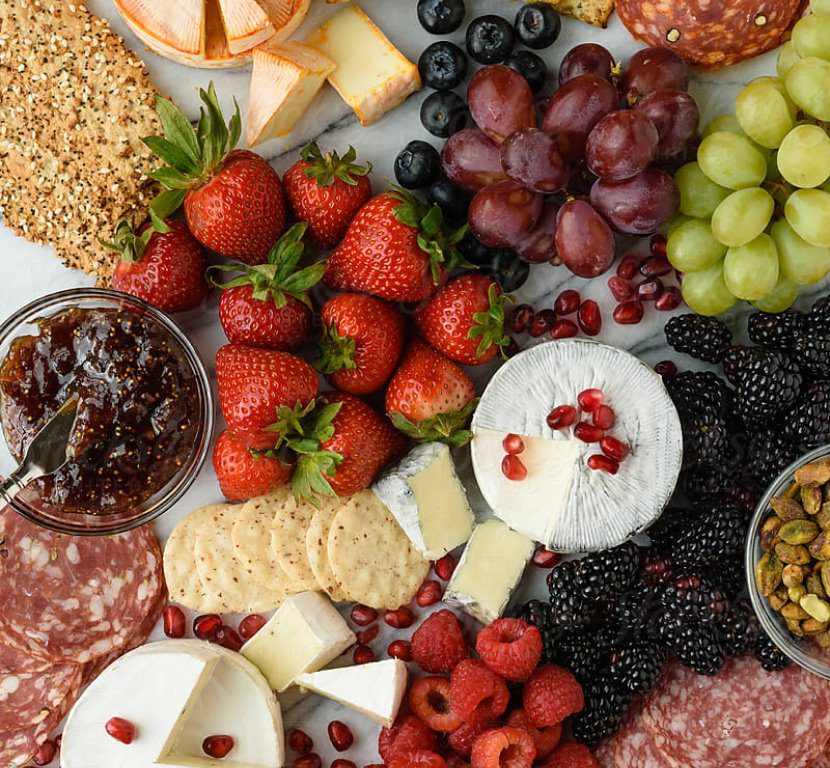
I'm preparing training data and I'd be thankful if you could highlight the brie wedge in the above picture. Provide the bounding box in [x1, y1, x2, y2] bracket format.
[115, 0, 206, 59]
[258, 0, 311, 42]
[306, 4, 421, 125]
[241, 591, 355, 692]
[216, 0, 274, 54]
[295, 659, 407, 726]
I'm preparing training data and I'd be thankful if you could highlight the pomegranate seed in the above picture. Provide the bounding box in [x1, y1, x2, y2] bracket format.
[356, 625, 379, 645]
[577, 388, 604, 412]
[416, 580, 444, 607]
[384, 606, 415, 629]
[350, 605, 378, 627]
[293, 755, 322, 768]
[640, 255, 672, 277]
[202, 735, 235, 759]
[532, 548, 560, 568]
[193, 614, 221, 640]
[650, 233, 667, 257]
[509, 304, 535, 334]
[600, 436, 630, 461]
[353, 645, 375, 665]
[577, 300, 602, 336]
[502, 433, 525, 455]
[213, 625, 243, 652]
[608, 276, 635, 302]
[593, 404, 616, 430]
[434, 554, 456, 581]
[554, 289, 581, 315]
[551, 319, 578, 339]
[161, 605, 186, 639]
[105, 717, 136, 745]
[616, 253, 641, 279]
[328, 721, 354, 752]
[613, 300, 644, 325]
[238, 613, 267, 640]
[33, 739, 56, 766]
[388, 639, 413, 661]
[547, 404, 577, 430]
[288, 729, 314, 754]
[654, 360, 678, 378]
[574, 421, 604, 443]
[637, 277, 664, 301]
[588, 454, 620, 474]
[332, 761, 357, 768]
[529, 308, 556, 338]
[501, 453, 528, 481]
[655, 286, 682, 311]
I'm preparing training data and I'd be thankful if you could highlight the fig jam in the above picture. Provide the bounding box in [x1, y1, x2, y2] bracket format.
[0, 307, 199, 515]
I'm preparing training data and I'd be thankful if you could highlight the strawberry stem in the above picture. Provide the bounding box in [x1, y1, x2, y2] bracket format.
[313, 323, 358, 375]
[389, 398, 479, 446]
[468, 284, 515, 360]
[300, 142, 372, 188]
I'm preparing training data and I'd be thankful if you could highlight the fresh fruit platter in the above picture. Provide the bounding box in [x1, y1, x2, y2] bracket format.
[1, 0, 830, 767]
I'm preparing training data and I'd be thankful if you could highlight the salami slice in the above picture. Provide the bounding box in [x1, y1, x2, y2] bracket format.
[0, 511, 163, 664]
[642, 656, 830, 768]
[615, 0, 803, 69]
[593, 735, 619, 768]
[613, 700, 668, 768]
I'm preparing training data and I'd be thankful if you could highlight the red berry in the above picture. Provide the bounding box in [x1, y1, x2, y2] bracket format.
[616, 253, 641, 279]
[545, 741, 597, 768]
[213, 625, 243, 652]
[356, 625, 380, 645]
[416, 580, 444, 607]
[551, 319, 578, 339]
[532, 547, 560, 568]
[637, 277, 664, 301]
[411, 609, 468, 674]
[523, 664, 584, 728]
[332, 761, 356, 768]
[475, 618, 543, 682]
[600, 436, 630, 461]
[105, 717, 136, 745]
[529, 308, 556, 338]
[654, 360, 678, 378]
[162, 605, 186, 639]
[576, 388, 604, 412]
[193, 614, 221, 640]
[649, 233, 667, 258]
[509, 304, 535, 334]
[350, 604, 378, 627]
[450, 659, 510, 724]
[288, 729, 314, 754]
[379, 714, 438, 763]
[592, 404, 615, 430]
[655, 286, 682, 311]
[554, 289, 581, 316]
[506, 709, 562, 760]
[573, 422, 603, 443]
[588, 454, 620, 474]
[502, 454, 528, 481]
[293, 755, 322, 768]
[33, 739, 57, 766]
[409, 676, 464, 733]
[607, 276, 635, 302]
[434, 554, 456, 581]
[353, 645, 375, 665]
[238, 613, 267, 640]
[547, 405, 577, 430]
[388, 639, 413, 661]
[640, 254, 672, 277]
[576, 300, 601, 336]
[384, 606, 415, 629]
[502, 433, 525, 455]
[328, 721, 354, 752]
[613, 300, 644, 325]
[387, 751, 447, 768]
[202, 735, 235, 759]
[449, 720, 496, 759]
[470, 726, 536, 768]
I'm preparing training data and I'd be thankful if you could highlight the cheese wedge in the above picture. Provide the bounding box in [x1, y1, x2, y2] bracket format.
[217, 0, 274, 54]
[306, 4, 421, 126]
[115, 0, 206, 59]
[258, 0, 311, 42]
[204, 0, 236, 66]
[247, 41, 336, 145]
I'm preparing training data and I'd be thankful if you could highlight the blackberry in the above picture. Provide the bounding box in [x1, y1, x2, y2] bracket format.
[722, 345, 758, 386]
[725, 481, 763, 520]
[576, 541, 642, 602]
[807, 295, 830, 334]
[659, 573, 728, 624]
[783, 380, 830, 448]
[607, 587, 659, 644]
[717, 599, 758, 658]
[571, 675, 631, 746]
[546, 629, 610, 682]
[682, 463, 728, 503]
[666, 371, 733, 418]
[755, 631, 791, 672]
[608, 640, 667, 693]
[658, 614, 725, 675]
[641, 554, 676, 590]
[747, 431, 802, 486]
[702, 555, 747, 599]
[733, 350, 802, 430]
[547, 561, 601, 631]
[665, 314, 732, 363]
[747, 310, 803, 349]
[792, 334, 830, 378]
[515, 599, 553, 632]
[669, 504, 745, 570]
[680, 408, 731, 466]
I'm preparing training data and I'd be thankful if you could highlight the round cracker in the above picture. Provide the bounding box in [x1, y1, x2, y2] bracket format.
[328, 491, 430, 610]
[194, 505, 285, 614]
[270, 494, 321, 592]
[305, 497, 350, 602]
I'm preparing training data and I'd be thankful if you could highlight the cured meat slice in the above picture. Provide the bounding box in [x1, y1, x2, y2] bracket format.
[642, 656, 830, 768]
[593, 735, 619, 768]
[613, 700, 667, 768]
[0, 511, 163, 664]
[615, 0, 803, 69]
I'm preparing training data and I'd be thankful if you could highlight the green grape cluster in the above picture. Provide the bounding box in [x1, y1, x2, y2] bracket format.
[669, 2, 830, 316]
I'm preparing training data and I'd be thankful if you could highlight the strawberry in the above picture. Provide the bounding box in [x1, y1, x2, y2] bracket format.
[215, 344, 319, 450]
[106, 218, 210, 313]
[143, 83, 286, 265]
[323, 190, 468, 303]
[314, 293, 406, 395]
[208, 223, 324, 350]
[415, 273, 512, 366]
[385, 339, 478, 445]
[284, 143, 372, 249]
[213, 429, 292, 502]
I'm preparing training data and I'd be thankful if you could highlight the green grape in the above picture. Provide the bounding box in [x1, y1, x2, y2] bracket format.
[667, 218, 728, 272]
[777, 124, 830, 188]
[736, 78, 796, 149]
[812, 0, 830, 14]
[751, 275, 799, 313]
[786, 57, 830, 121]
[711, 188, 774, 247]
[785, 188, 830, 247]
[772, 219, 830, 284]
[723, 234, 780, 300]
[666, 212, 693, 236]
[702, 115, 743, 137]
[777, 42, 802, 80]
[697, 132, 768, 189]
[680, 260, 738, 316]
[791, 13, 830, 61]
[674, 162, 731, 218]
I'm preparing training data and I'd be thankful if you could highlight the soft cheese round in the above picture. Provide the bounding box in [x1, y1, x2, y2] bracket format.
[471, 339, 682, 552]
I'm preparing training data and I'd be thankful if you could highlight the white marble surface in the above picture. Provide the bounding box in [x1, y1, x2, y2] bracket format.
[1, 1, 826, 765]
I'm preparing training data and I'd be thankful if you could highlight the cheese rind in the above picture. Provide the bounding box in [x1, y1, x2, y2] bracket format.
[240, 591, 355, 692]
[114, 0, 206, 57]
[373, 442, 474, 560]
[216, 0, 274, 54]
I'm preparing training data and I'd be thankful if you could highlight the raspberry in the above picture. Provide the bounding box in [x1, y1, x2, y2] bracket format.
[411, 609, 469, 674]
[476, 619, 543, 682]
[506, 708, 562, 760]
[471, 726, 537, 768]
[445, 755, 471, 768]
[542, 741, 598, 768]
[449, 719, 496, 758]
[388, 750, 448, 768]
[450, 659, 510, 725]
[409, 677, 464, 733]
[378, 714, 438, 762]
[523, 664, 585, 728]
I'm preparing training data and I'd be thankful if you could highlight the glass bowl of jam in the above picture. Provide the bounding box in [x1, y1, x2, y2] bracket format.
[0, 288, 214, 535]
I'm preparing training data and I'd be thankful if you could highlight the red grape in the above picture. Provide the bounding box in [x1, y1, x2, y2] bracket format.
[558, 43, 615, 85]
[620, 47, 689, 105]
[634, 89, 699, 158]
[441, 128, 507, 191]
[554, 200, 615, 278]
[468, 64, 536, 144]
[541, 74, 618, 161]
[469, 179, 543, 248]
[585, 110, 658, 181]
[589, 168, 679, 235]
[500, 128, 569, 193]
[515, 201, 559, 263]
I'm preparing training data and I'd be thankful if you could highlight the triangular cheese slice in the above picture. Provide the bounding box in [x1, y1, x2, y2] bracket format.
[204, 0, 236, 65]
[257, 0, 310, 41]
[217, 0, 275, 54]
[115, 0, 206, 58]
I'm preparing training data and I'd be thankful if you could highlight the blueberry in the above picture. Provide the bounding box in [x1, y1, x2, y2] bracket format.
[458, 232, 497, 266]
[515, 3, 561, 49]
[465, 15, 515, 64]
[504, 50, 548, 93]
[420, 91, 470, 138]
[417, 0, 466, 35]
[394, 141, 441, 190]
[427, 180, 473, 222]
[418, 41, 468, 91]
[485, 250, 531, 292]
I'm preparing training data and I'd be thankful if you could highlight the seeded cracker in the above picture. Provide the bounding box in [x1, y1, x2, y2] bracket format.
[0, 1, 160, 279]
[270, 492, 322, 593]
[305, 497, 351, 603]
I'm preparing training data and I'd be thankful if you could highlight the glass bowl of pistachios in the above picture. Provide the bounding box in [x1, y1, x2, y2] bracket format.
[747, 444, 830, 680]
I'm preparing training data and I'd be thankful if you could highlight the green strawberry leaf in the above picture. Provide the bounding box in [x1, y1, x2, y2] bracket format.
[154, 95, 200, 164]
[467, 284, 514, 359]
[313, 323, 357, 375]
[389, 398, 479, 446]
[142, 136, 197, 174]
[300, 142, 372, 188]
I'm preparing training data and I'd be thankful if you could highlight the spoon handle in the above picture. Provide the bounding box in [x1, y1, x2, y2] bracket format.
[0, 465, 40, 507]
